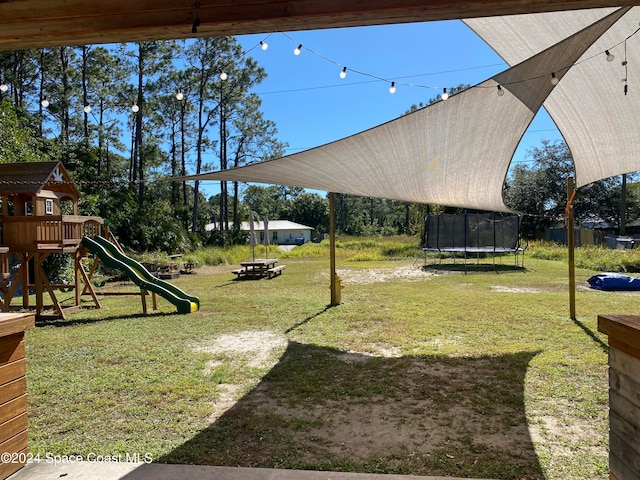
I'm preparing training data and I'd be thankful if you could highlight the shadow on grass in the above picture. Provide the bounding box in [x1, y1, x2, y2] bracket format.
[35, 310, 175, 328]
[147, 342, 544, 480]
[571, 317, 608, 353]
[284, 305, 336, 334]
[421, 263, 527, 274]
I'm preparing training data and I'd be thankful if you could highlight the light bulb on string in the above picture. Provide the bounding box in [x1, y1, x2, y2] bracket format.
[83, 103, 91, 113]
[41, 96, 49, 108]
[339, 67, 347, 79]
[389, 82, 396, 94]
[294, 44, 302, 56]
[191, 15, 200, 34]
[441, 88, 448, 100]
[550, 72, 559, 85]
[176, 91, 184, 101]
[605, 50, 615, 62]
[260, 41, 268, 51]
[131, 101, 139, 113]
[496, 85, 505, 97]
[0, 82, 7, 93]
[219, 71, 228, 80]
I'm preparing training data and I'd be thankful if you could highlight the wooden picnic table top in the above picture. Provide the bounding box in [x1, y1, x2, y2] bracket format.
[240, 258, 278, 267]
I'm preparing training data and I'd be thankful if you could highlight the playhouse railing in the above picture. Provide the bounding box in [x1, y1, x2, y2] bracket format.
[1, 215, 103, 250]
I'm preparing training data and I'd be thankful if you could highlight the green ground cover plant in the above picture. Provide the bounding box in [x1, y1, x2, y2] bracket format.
[24, 238, 640, 479]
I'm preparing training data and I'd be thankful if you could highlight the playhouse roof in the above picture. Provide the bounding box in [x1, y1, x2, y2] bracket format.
[0, 161, 79, 199]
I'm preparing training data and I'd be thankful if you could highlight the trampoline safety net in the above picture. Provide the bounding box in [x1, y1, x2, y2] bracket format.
[422, 212, 525, 269]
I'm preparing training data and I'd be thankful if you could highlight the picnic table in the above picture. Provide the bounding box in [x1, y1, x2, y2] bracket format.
[233, 259, 285, 279]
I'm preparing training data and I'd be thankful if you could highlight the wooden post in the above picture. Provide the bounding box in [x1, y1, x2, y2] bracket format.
[620, 173, 627, 235]
[34, 252, 43, 317]
[74, 251, 81, 307]
[21, 254, 28, 310]
[329, 192, 340, 306]
[567, 177, 576, 320]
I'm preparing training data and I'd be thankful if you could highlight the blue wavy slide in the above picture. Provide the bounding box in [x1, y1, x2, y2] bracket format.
[82, 236, 200, 314]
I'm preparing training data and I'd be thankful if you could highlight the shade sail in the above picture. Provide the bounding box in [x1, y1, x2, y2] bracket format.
[180, 8, 629, 211]
[465, 7, 640, 188]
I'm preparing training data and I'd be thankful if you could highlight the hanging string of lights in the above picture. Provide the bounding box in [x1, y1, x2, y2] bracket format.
[490, 23, 640, 96]
[1, 24, 638, 110]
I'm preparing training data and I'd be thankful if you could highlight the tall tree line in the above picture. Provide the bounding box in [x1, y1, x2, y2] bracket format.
[0, 38, 285, 251]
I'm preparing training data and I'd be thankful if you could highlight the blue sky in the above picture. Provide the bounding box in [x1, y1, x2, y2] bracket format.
[200, 20, 563, 198]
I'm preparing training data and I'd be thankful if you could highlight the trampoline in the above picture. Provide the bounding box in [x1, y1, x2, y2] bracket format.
[422, 212, 527, 271]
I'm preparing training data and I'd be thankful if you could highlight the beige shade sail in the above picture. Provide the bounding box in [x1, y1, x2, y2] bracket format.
[180, 8, 629, 211]
[465, 7, 640, 189]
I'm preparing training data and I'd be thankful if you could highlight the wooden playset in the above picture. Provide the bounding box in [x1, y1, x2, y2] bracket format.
[0, 161, 104, 319]
[0, 161, 199, 319]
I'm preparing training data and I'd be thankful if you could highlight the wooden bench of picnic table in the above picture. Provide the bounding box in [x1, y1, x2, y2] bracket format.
[267, 265, 286, 278]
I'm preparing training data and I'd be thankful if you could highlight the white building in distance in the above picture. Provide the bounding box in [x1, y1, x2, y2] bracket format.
[205, 220, 314, 245]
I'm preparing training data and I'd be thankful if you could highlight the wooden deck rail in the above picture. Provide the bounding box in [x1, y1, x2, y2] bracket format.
[1, 216, 103, 251]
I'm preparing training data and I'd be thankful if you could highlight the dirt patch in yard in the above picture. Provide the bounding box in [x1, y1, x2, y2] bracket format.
[176, 332, 546, 478]
[333, 266, 436, 285]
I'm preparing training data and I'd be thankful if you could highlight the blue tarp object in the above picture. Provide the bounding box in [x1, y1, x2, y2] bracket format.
[587, 272, 640, 291]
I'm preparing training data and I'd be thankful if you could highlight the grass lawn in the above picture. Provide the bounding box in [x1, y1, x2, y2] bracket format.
[24, 243, 637, 479]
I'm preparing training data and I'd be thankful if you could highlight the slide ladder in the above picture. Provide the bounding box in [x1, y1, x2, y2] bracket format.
[82, 236, 199, 314]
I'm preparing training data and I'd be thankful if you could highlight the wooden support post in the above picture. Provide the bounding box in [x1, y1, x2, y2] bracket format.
[21, 254, 29, 310]
[34, 253, 43, 316]
[567, 177, 576, 321]
[141, 290, 148, 314]
[329, 192, 340, 306]
[77, 257, 101, 309]
[36, 254, 65, 320]
[74, 251, 81, 306]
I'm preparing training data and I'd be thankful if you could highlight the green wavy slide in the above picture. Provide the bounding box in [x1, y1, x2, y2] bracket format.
[82, 236, 200, 314]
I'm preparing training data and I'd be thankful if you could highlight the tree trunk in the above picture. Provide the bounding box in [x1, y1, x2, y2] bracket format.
[180, 102, 187, 208]
[233, 181, 239, 226]
[81, 46, 90, 139]
[59, 47, 70, 143]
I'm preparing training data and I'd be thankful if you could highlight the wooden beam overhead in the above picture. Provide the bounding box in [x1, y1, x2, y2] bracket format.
[0, 0, 636, 50]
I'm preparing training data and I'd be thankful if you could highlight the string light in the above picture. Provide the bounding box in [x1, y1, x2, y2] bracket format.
[83, 102, 91, 113]
[191, 15, 200, 34]
[275, 25, 640, 99]
[0, 82, 7, 93]
[15, 25, 640, 117]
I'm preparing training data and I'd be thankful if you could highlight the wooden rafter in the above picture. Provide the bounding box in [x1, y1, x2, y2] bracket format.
[0, 0, 636, 50]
